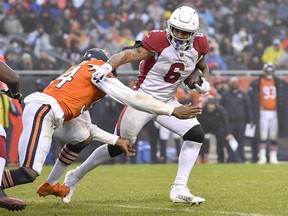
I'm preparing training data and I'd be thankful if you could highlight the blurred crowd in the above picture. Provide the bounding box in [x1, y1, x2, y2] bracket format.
[0, 0, 288, 71]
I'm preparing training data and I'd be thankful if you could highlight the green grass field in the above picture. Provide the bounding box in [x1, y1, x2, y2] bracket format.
[1, 163, 288, 216]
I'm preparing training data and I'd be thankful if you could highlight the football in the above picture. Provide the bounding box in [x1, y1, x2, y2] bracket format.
[184, 68, 203, 90]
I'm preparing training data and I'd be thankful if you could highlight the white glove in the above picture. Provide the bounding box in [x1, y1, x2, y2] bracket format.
[91, 63, 112, 83]
[194, 77, 210, 95]
[87, 64, 100, 72]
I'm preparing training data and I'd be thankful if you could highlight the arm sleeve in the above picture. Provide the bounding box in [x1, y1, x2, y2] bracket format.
[88, 123, 119, 145]
[94, 78, 174, 116]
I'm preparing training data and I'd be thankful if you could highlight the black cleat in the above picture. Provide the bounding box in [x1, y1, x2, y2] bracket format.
[0, 188, 26, 211]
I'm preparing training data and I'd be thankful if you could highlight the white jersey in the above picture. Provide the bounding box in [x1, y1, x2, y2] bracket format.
[135, 30, 209, 102]
[0, 124, 6, 138]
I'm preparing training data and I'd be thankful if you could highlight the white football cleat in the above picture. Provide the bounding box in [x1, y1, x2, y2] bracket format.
[269, 153, 279, 164]
[170, 185, 205, 204]
[257, 156, 267, 164]
[62, 169, 79, 204]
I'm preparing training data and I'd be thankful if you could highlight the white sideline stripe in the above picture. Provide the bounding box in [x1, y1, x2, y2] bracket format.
[26, 199, 274, 216]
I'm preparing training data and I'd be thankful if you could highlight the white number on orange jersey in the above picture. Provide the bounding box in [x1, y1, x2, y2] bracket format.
[55, 65, 81, 88]
[262, 86, 276, 99]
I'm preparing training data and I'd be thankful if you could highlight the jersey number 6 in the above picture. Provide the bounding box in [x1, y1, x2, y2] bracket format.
[163, 63, 184, 84]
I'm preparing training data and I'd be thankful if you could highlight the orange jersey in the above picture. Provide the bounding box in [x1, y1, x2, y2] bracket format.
[44, 59, 106, 120]
[175, 88, 185, 102]
[259, 78, 277, 110]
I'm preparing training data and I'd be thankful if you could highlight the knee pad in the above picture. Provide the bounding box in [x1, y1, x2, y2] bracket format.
[108, 144, 123, 158]
[183, 124, 204, 143]
[270, 140, 277, 146]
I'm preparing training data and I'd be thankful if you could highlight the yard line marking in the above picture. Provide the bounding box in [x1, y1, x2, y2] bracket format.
[25, 199, 275, 216]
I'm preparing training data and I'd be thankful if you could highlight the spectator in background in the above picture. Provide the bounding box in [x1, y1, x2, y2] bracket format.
[156, 123, 182, 163]
[59, 8, 73, 35]
[78, 9, 96, 36]
[262, 39, 284, 65]
[118, 28, 135, 49]
[275, 0, 288, 23]
[17, 53, 34, 70]
[99, 34, 119, 55]
[8, 38, 23, 55]
[272, 18, 288, 40]
[1, 13, 24, 36]
[21, 10, 39, 33]
[248, 62, 288, 164]
[37, 49, 57, 70]
[212, 78, 227, 101]
[50, 26, 66, 53]
[95, 9, 111, 34]
[231, 28, 252, 55]
[251, 40, 266, 60]
[254, 27, 271, 48]
[39, 9, 55, 34]
[135, 19, 155, 41]
[42, 0, 62, 21]
[219, 36, 234, 69]
[233, 55, 248, 70]
[278, 46, 288, 69]
[197, 4, 215, 27]
[5, 50, 18, 69]
[26, 24, 54, 58]
[146, 0, 165, 29]
[66, 21, 89, 52]
[206, 48, 227, 71]
[248, 55, 263, 70]
[221, 77, 254, 163]
[128, 11, 145, 37]
[197, 96, 234, 163]
[218, 14, 236, 36]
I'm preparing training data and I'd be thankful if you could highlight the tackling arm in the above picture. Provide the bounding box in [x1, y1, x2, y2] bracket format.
[95, 78, 201, 119]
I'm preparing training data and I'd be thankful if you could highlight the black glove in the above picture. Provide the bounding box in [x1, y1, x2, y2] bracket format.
[1, 90, 22, 103]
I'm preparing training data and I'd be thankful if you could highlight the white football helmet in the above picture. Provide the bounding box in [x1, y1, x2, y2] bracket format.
[167, 6, 199, 50]
[263, 62, 275, 80]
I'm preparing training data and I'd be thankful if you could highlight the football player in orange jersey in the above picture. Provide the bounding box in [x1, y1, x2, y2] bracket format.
[248, 62, 288, 164]
[1, 48, 201, 203]
[0, 60, 26, 211]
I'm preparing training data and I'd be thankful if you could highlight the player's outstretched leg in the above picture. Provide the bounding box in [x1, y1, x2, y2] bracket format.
[0, 188, 26, 211]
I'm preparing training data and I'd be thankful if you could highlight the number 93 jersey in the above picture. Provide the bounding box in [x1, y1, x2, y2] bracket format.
[135, 30, 209, 102]
[44, 59, 106, 120]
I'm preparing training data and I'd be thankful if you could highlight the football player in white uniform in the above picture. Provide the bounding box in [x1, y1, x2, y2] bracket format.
[0, 60, 26, 211]
[40, 6, 210, 204]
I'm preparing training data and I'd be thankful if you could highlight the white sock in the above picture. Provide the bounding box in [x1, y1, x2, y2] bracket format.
[269, 151, 277, 158]
[0, 157, 5, 187]
[259, 148, 266, 158]
[174, 141, 202, 187]
[47, 159, 69, 185]
[74, 144, 111, 180]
